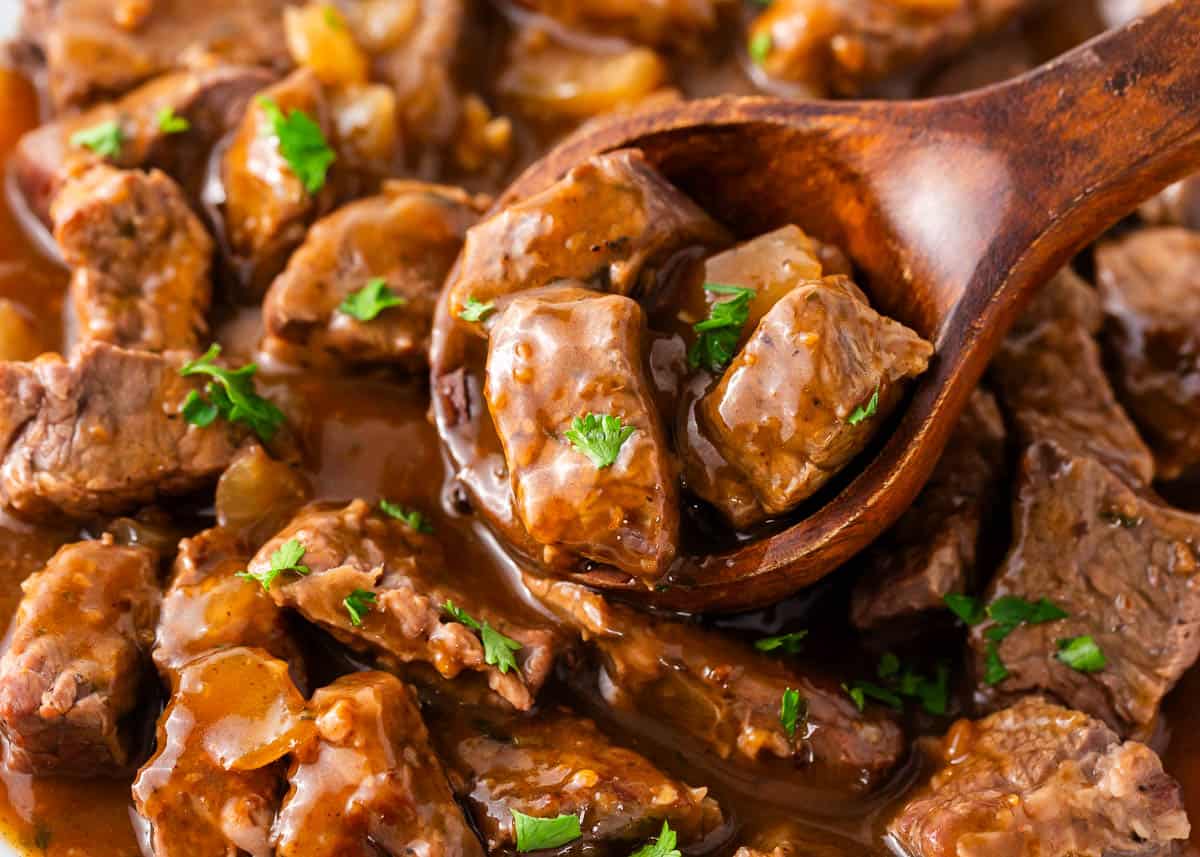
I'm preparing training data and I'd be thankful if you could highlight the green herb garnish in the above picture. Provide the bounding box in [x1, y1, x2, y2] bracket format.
[343, 589, 377, 627]
[379, 499, 433, 533]
[983, 641, 1010, 686]
[69, 119, 124, 158]
[565, 413, 636, 469]
[944, 593, 986, 625]
[156, 106, 190, 134]
[687, 283, 755, 373]
[779, 687, 804, 739]
[512, 811, 582, 852]
[754, 630, 808, 655]
[844, 680, 903, 712]
[236, 539, 309, 592]
[339, 278, 406, 321]
[459, 296, 496, 323]
[1057, 635, 1107, 673]
[442, 600, 522, 675]
[179, 344, 286, 441]
[848, 387, 880, 426]
[257, 95, 336, 193]
[749, 31, 772, 65]
[629, 821, 680, 857]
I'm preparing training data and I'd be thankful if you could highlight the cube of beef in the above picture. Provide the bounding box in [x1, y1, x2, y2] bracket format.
[133, 647, 314, 857]
[263, 182, 486, 369]
[990, 267, 1155, 486]
[438, 706, 721, 853]
[447, 149, 729, 327]
[851, 389, 1007, 629]
[0, 342, 246, 520]
[0, 537, 160, 775]
[247, 500, 560, 710]
[888, 697, 1189, 857]
[1096, 228, 1200, 480]
[51, 164, 212, 353]
[485, 285, 679, 582]
[969, 441, 1200, 737]
[528, 577, 906, 793]
[691, 275, 932, 524]
[274, 672, 483, 857]
[509, 0, 727, 49]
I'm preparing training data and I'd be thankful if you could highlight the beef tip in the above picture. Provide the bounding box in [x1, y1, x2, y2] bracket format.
[263, 181, 486, 369]
[437, 705, 721, 853]
[153, 527, 304, 688]
[1095, 228, 1200, 481]
[688, 275, 932, 526]
[990, 267, 1155, 486]
[0, 537, 159, 776]
[749, 0, 1034, 97]
[51, 164, 212, 353]
[969, 441, 1200, 737]
[219, 69, 333, 297]
[0, 342, 246, 520]
[133, 646, 314, 857]
[887, 697, 1190, 857]
[13, 65, 273, 226]
[21, 0, 295, 111]
[274, 672, 483, 857]
[528, 577, 906, 793]
[851, 389, 1007, 630]
[446, 149, 730, 327]
[485, 285, 678, 583]
[509, 0, 727, 49]
[248, 500, 560, 710]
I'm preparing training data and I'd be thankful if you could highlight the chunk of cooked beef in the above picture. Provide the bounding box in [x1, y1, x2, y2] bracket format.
[1095, 228, 1200, 481]
[732, 823, 860, 857]
[0, 537, 159, 776]
[528, 577, 906, 793]
[274, 672, 483, 857]
[133, 647, 313, 857]
[749, 0, 1034, 97]
[688, 275, 932, 525]
[437, 705, 721, 853]
[51, 164, 212, 353]
[485, 285, 678, 583]
[153, 527, 303, 688]
[263, 181, 486, 369]
[969, 441, 1200, 737]
[990, 267, 1155, 486]
[446, 149, 729, 326]
[219, 69, 332, 297]
[13, 65, 273, 226]
[510, 0, 726, 49]
[248, 500, 559, 710]
[887, 697, 1189, 857]
[21, 0, 295, 110]
[0, 342, 246, 520]
[851, 389, 1007, 630]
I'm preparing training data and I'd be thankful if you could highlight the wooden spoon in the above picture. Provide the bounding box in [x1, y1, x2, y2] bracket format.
[432, 1, 1200, 612]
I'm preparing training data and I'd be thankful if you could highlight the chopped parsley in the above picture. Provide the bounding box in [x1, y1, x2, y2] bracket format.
[156, 106, 190, 134]
[629, 822, 680, 857]
[1057, 635, 1107, 673]
[339, 278, 406, 321]
[943, 593, 986, 626]
[848, 387, 880, 426]
[687, 283, 755, 373]
[844, 680, 903, 712]
[459, 296, 497, 323]
[754, 630, 808, 655]
[69, 119, 124, 158]
[565, 413, 636, 469]
[179, 344, 286, 442]
[236, 539, 309, 592]
[323, 4, 344, 28]
[512, 811, 582, 852]
[442, 600, 522, 675]
[845, 655, 949, 716]
[983, 642, 1010, 686]
[986, 595, 1068, 628]
[343, 589, 377, 627]
[749, 31, 773, 65]
[944, 594, 1068, 686]
[257, 95, 336, 193]
[379, 499, 433, 534]
[779, 687, 805, 739]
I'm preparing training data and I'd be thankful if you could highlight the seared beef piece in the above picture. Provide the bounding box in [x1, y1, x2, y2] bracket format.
[888, 697, 1190, 857]
[0, 537, 159, 776]
[1096, 228, 1200, 481]
[153, 527, 303, 688]
[219, 69, 332, 297]
[51, 164, 212, 353]
[438, 706, 721, 853]
[249, 500, 559, 710]
[274, 672, 483, 857]
[13, 65, 273, 226]
[509, 0, 727, 49]
[133, 647, 314, 857]
[851, 389, 1007, 629]
[1140, 178, 1200, 230]
[263, 181, 486, 369]
[20, 0, 295, 111]
[446, 149, 729, 326]
[969, 441, 1200, 737]
[749, 0, 1033, 97]
[485, 285, 678, 582]
[0, 342, 245, 520]
[528, 577, 906, 793]
[689, 275, 932, 526]
[991, 267, 1155, 486]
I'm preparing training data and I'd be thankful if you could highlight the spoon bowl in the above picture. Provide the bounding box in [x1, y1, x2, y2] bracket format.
[432, 0, 1200, 612]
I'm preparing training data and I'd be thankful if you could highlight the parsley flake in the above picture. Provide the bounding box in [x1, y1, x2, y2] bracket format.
[779, 687, 805, 738]
[442, 600, 522, 675]
[983, 641, 1010, 685]
[1057, 635, 1107, 673]
[749, 31, 773, 65]
[340, 278, 406, 321]
[629, 822, 681, 857]
[236, 538, 309, 592]
[459, 296, 497, 323]
[179, 344, 286, 441]
[564, 413, 636, 469]
[257, 95, 336, 193]
[754, 630, 808, 655]
[69, 119, 124, 158]
[687, 283, 755, 373]
[844, 680, 903, 712]
[944, 593, 986, 625]
[848, 387, 880, 426]
[987, 595, 1068, 628]
[343, 589, 377, 627]
[512, 811, 582, 852]
[380, 499, 434, 533]
[156, 106, 190, 134]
